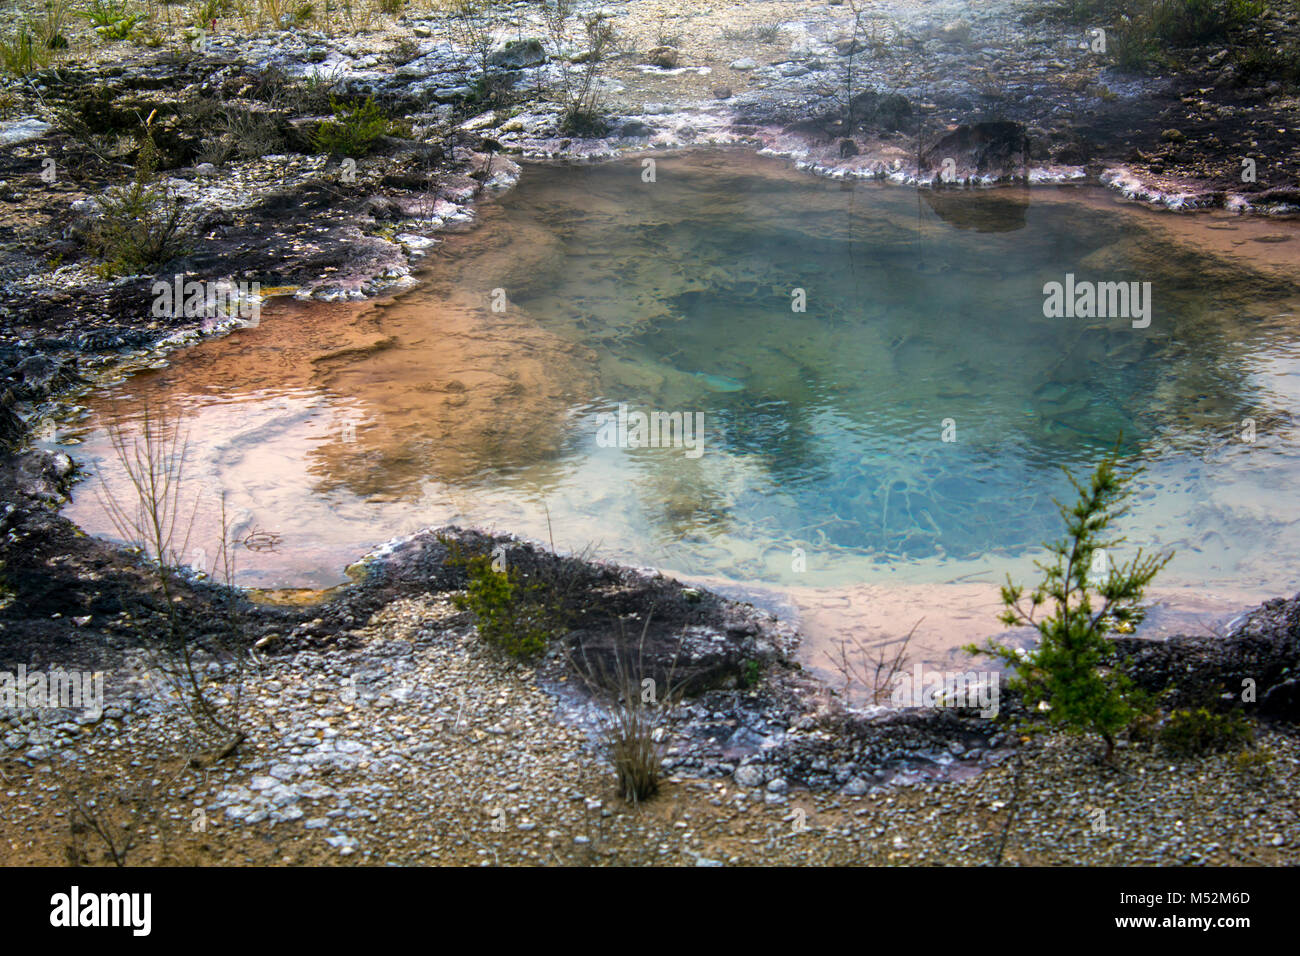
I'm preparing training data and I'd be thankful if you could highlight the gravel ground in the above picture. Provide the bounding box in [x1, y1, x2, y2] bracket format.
[3, 590, 1297, 866]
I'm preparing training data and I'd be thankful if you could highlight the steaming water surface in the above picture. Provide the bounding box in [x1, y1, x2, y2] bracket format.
[51, 152, 1300, 667]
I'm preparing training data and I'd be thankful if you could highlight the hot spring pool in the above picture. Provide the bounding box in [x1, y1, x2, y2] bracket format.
[49, 151, 1300, 669]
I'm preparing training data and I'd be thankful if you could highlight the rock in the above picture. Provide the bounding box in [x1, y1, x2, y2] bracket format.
[647, 46, 679, 69]
[733, 764, 765, 788]
[1161, 128, 1186, 144]
[921, 121, 1029, 179]
[618, 120, 655, 138]
[1117, 593, 1300, 709]
[711, 86, 733, 100]
[939, 20, 972, 44]
[766, 777, 789, 794]
[0, 118, 52, 147]
[730, 58, 758, 71]
[15, 355, 77, 392]
[842, 777, 870, 796]
[272, 805, 304, 823]
[488, 38, 546, 70]
[1260, 679, 1300, 721]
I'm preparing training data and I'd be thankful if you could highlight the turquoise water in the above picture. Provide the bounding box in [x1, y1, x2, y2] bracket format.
[58, 152, 1300, 595]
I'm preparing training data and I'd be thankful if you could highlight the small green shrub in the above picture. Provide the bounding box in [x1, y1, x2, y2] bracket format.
[87, 131, 189, 276]
[1112, 16, 1159, 72]
[968, 449, 1172, 761]
[452, 554, 555, 660]
[1159, 707, 1254, 757]
[312, 95, 392, 158]
[78, 0, 145, 40]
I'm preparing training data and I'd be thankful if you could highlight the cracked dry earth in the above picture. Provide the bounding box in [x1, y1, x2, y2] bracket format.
[3, 593, 1299, 866]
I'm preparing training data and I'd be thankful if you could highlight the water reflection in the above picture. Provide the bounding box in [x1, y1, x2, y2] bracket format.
[56, 152, 1300, 602]
[921, 184, 1030, 232]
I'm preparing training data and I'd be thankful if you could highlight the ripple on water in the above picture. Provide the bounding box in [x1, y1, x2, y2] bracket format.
[53, 153, 1300, 640]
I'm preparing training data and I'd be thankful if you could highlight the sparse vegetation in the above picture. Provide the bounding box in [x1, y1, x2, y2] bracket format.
[719, 22, 784, 44]
[1041, 0, 1268, 73]
[1236, 41, 1300, 88]
[446, 0, 510, 106]
[1160, 707, 1254, 757]
[36, 0, 73, 49]
[86, 122, 190, 276]
[62, 781, 158, 867]
[0, 24, 51, 77]
[569, 614, 684, 804]
[450, 552, 557, 660]
[542, 0, 615, 135]
[0, 560, 13, 611]
[200, 101, 290, 165]
[1233, 744, 1277, 784]
[968, 450, 1173, 761]
[312, 94, 393, 157]
[97, 403, 247, 759]
[834, 618, 919, 703]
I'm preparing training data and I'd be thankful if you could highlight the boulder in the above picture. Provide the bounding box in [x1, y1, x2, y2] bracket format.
[921, 120, 1030, 179]
[488, 38, 546, 70]
[647, 46, 679, 69]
